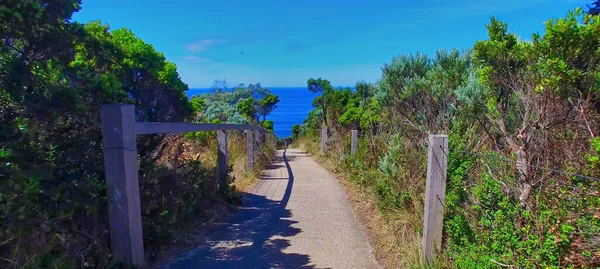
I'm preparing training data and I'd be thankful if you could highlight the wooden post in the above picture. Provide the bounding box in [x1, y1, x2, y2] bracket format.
[217, 130, 228, 192]
[321, 125, 328, 153]
[351, 130, 358, 156]
[253, 129, 259, 149]
[257, 130, 265, 144]
[100, 105, 144, 266]
[422, 135, 448, 265]
[246, 130, 254, 172]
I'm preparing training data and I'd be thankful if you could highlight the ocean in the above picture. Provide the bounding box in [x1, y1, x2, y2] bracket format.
[187, 87, 317, 138]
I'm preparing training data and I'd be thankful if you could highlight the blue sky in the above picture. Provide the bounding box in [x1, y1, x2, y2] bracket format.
[73, 0, 588, 88]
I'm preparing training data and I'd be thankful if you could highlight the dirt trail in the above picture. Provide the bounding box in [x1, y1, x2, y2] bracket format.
[164, 149, 380, 269]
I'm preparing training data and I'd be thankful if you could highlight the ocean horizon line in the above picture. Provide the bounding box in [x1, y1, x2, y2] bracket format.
[187, 86, 356, 90]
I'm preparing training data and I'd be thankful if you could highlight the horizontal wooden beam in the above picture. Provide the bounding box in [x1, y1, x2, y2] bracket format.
[135, 122, 264, 135]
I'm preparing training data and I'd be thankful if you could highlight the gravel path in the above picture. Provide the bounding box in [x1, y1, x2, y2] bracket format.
[164, 149, 380, 269]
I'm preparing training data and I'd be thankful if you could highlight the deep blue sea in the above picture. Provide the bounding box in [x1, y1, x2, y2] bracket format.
[187, 87, 317, 138]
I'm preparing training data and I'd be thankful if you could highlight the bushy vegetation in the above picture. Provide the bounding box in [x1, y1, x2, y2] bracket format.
[294, 9, 600, 268]
[187, 81, 279, 131]
[0, 1, 276, 267]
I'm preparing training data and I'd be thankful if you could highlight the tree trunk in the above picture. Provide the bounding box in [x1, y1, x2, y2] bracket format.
[514, 147, 531, 207]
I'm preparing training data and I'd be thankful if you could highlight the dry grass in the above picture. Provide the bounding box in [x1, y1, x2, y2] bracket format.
[153, 131, 275, 193]
[226, 132, 256, 192]
[148, 132, 276, 267]
[228, 132, 277, 192]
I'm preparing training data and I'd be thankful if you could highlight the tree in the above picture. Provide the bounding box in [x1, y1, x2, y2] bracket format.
[291, 124, 301, 140]
[261, 120, 274, 132]
[355, 80, 375, 105]
[202, 83, 279, 126]
[237, 97, 257, 123]
[190, 96, 206, 122]
[205, 101, 247, 123]
[0, 3, 193, 265]
[257, 93, 280, 123]
[307, 78, 334, 126]
[473, 12, 600, 207]
[338, 105, 363, 128]
[377, 49, 470, 134]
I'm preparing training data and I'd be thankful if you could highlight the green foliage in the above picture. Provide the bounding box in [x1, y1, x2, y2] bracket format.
[0, 1, 279, 267]
[445, 152, 600, 267]
[376, 49, 471, 133]
[359, 97, 382, 130]
[307, 77, 334, 94]
[201, 83, 279, 128]
[375, 135, 405, 212]
[338, 105, 363, 127]
[295, 9, 600, 268]
[589, 137, 600, 169]
[261, 120, 274, 132]
[204, 100, 245, 123]
[190, 96, 207, 118]
[307, 78, 334, 125]
[257, 93, 280, 122]
[533, 8, 600, 99]
[140, 160, 213, 255]
[0, 2, 192, 263]
[355, 80, 375, 105]
[237, 97, 256, 122]
[305, 77, 364, 131]
[291, 124, 301, 140]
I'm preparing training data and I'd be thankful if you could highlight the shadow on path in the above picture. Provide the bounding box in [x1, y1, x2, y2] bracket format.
[166, 150, 314, 269]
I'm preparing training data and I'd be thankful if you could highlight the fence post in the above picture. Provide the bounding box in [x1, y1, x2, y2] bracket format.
[246, 130, 254, 172]
[217, 130, 228, 192]
[258, 130, 265, 144]
[422, 134, 449, 265]
[321, 125, 328, 153]
[351, 130, 358, 157]
[253, 129, 259, 151]
[100, 105, 144, 266]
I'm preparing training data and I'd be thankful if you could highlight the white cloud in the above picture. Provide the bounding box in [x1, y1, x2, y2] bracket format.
[182, 56, 211, 63]
[185, 39, 226, 52]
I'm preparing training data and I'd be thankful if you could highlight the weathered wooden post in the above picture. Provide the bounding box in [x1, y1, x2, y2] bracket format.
[422, 135, 448, 265]
[253, 129, 261, 157]
[217, 130, 228, 192]
[321, 125, 328, 153]
[254, 129, 259, 148]
[246, 130, 254, 171]
[100, 104, 144, 266]
[258, 129, 265, 144]
[351, 130, 358, 157]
